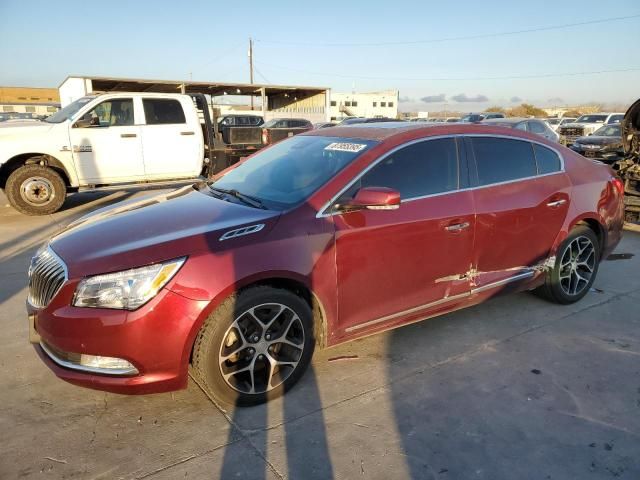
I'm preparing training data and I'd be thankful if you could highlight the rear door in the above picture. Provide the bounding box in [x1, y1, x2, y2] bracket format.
[467, 136, 570, 289]
[139, 97, 203, 179]
[333, 137, 475, 334]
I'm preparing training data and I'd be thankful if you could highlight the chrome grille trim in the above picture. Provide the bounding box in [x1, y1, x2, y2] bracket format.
[28, 247, 67, 308]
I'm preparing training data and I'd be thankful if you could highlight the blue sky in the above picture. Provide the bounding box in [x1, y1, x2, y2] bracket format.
[1, 0, 639, 111]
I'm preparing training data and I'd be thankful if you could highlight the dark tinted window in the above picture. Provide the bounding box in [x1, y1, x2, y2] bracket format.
[330, 101, 337, 106]
[143, 99, 186, 125]
[471, 137, 536, 185]
[349, 138, 458, 199]
[533, 144, 562, 175]
[607, 114, 623, 124]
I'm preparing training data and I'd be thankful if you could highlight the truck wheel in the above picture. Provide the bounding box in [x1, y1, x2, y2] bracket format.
[5, 165, 66, 215]
[536, 226, 600, 304]
[192, 286, 315, 406]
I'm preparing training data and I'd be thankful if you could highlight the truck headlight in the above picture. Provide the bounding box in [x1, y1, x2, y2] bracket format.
[73, 258, 185, 310]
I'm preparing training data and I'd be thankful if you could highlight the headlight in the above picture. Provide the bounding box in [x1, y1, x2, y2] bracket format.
[73, 258, 185, 310]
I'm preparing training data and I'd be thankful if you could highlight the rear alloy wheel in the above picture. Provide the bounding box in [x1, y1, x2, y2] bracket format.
[5, 165, 66, 215]
[538, 225, 600, 304]
[192, 287, 315, 406]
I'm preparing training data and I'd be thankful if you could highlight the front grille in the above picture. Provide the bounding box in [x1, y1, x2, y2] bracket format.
[559, 127, 584, 137]
[28, 247, 67, 308]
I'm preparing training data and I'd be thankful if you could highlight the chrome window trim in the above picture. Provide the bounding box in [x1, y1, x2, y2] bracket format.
[316, 133, 565, 218]
[39, 342, 139, 376]
[345, 269, 535, 333]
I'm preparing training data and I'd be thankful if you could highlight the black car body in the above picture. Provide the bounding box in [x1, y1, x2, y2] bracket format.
[571, 125, 624, 163]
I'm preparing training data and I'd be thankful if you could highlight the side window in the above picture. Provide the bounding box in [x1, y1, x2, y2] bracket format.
[143, 99, 186, 125]
[86, 99, 134, 127]
[608, 114, 623, 124]
[345, 138, 459, 200]
[515, 122, 528, 131]
[471, 137, 536, 186]
[533, 144, 562, 175]
[528, 121, 546, 134]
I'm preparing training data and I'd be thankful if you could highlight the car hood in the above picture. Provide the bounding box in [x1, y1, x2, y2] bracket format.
[49, 185, 281, 277]
[0, 121, 53, 135]
[560, 122, 602, 129]
[575, 135, 621, 146]
[622, 98, 640, 156]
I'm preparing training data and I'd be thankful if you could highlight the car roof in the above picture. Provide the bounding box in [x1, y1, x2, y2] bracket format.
[302, 122, 554, 143]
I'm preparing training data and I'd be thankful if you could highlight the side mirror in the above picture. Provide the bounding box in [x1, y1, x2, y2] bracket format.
[339, 187, 401, 212]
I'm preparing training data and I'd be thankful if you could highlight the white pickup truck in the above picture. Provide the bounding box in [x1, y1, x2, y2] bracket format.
[0, 92, 263, 215]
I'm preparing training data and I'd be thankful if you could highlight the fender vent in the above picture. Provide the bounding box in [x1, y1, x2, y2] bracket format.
[219, 224, 265, 241]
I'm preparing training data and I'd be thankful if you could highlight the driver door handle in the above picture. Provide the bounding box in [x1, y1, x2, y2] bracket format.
[546, 199, 566, 208]
[120, 133, 137, 138]
[445, 222, 470, 232]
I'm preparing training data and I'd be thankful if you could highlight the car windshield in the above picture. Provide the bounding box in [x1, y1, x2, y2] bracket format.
[209, 135, 378, 209]
[593, 125, 620, 137]
[44, 96, 94, 123]
[576, 115, 607, 123]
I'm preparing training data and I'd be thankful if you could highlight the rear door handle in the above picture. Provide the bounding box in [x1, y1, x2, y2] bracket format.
[120, 133, 137, 138]
[445, 222, 470, 232]
[546, 199, 567, 208]
[180, 131, 195, 136]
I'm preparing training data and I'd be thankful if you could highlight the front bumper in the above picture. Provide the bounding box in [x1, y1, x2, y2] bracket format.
[569, 145, 623, 163]
[28, 285, 208, 395]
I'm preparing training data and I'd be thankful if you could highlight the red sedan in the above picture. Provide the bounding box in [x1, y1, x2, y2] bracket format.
[28, 123, 624, 405]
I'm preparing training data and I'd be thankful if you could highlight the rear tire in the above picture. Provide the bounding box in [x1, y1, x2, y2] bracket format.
[5, 165, 66, 215]
[537, 225, 600, 304]
[192, 286, 315, 406]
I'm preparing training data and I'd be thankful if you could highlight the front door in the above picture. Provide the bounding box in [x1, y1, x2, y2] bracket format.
[333, 137, 475, 335]
[69, 97, 145, 184]
[467, 136, 570, 289]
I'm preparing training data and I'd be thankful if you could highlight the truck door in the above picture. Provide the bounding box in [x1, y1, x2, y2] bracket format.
[69, 97, 145, 184]
[139, 97, 203, 180]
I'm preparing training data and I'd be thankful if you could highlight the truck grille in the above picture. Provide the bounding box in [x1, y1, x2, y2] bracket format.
[560, 127, 584, 137]
[28, 247, 67, 308]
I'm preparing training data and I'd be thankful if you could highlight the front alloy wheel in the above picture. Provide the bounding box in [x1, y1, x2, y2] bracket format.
[192, 287, 315, 406]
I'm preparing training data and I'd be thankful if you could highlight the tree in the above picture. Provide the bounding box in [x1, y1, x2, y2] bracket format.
[563, 109, 582, 118]
[507, 103, 547, 118]
[484, 106, 505, 113]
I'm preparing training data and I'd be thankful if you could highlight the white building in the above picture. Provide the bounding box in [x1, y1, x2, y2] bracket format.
[329, 90, 399, 121]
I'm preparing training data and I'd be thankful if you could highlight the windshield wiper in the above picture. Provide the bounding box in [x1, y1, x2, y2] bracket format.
[209, 186, 267, 209]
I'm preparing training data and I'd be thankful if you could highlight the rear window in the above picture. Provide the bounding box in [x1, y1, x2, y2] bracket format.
[471, 137, 537, 186]
[533, 144, 562, 175]
[143, 99, 186, 125]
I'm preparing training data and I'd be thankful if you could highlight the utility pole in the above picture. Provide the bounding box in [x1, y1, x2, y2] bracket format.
[249, 37, 254, 110]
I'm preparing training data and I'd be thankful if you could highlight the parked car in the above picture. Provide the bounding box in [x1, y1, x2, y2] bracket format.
[261, 118, 313, 145]
[570, 124, 624, 163]
[313, 122, 335, 129]
[28, 123, 624, 406]
[0, 92, 265, 215]
[445, 117, 460, 123]
[558, 113, 624, 146]
[460, 113, 485, 123]
[482, 118, 559, 142]
[338, 117, 399, 125]
[546, 117, 577, 132]
[482, 112, 506, 120]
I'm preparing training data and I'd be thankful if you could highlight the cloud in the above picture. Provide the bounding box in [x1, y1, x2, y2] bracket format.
[510, 96, 522, 103]
[548, 97, 564, 104]
[420, 94, 446, 103]
[451, 93, 489, 103]
[398, 96, 414, 103]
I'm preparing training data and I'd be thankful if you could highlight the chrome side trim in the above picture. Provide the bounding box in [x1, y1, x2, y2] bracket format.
[345, 291, 470, 333]
[470, 270, 535, 294]
[219, 223, 265, 241]
[39, 342, 139, 376]
[316, 133, 566, 218]
[345, 269, 536, 333]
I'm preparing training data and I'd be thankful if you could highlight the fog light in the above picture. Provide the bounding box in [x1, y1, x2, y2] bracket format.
[79, 354, 138, 374]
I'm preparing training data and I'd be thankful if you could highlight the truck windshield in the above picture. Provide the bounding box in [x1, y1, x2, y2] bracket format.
[209, 135, 378, 210]
[45, 96, 94, 123]
[576, 115, 607, 124]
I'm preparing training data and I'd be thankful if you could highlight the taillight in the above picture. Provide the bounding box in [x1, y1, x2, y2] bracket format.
[612, 177, 624, 196]
[261, 129, 269, 144]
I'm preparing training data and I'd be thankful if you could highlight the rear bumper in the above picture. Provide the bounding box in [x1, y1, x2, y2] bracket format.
[29, 288, 208, 395]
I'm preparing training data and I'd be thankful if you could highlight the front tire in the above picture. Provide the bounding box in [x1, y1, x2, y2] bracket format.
[192, 287, 315, 406]
[5, 165, 66, 215]
[538, 226, 600, 304]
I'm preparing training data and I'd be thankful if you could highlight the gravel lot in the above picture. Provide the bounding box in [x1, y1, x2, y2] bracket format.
[1, 189, 639, 479]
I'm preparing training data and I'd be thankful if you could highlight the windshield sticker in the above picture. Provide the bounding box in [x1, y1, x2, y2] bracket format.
[324, 142, 368, 153]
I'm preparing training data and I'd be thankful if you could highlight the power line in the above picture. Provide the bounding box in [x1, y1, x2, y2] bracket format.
[256, 14, 640, 47]
[255, 61, 640, 82]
